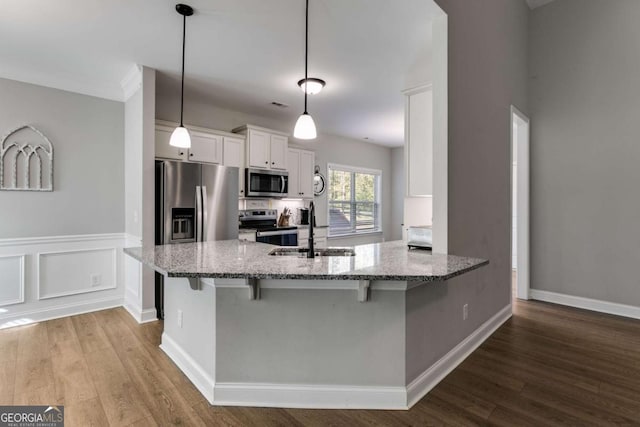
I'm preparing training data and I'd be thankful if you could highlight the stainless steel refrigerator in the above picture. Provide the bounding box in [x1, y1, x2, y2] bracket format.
[155, 160, 239, 318]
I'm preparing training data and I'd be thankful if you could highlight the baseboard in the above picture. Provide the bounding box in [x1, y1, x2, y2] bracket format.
[406, 304, 512, 408]
[213, 382, 407, 410]
[123, 302, 158, 324]
[529, 289, 640, 320]
[160, 332, 216, 403]
[0, 296, 123, 329]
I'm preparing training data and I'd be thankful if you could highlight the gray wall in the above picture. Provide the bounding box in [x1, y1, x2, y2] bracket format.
[0, 78, 124, 238]
[405, 0, 530, 378]
[529, 0, 640, 306]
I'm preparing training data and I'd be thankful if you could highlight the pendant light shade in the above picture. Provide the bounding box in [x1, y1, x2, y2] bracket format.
[170, 4, 194, 148]
[298, 77, 326, 95]
[293, 0, 318, 140]
[170, 126, 191, 148]
[294, 113, 317, 140]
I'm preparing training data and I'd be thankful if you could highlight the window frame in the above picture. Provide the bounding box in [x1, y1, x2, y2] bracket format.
[327, 163, 383, 237]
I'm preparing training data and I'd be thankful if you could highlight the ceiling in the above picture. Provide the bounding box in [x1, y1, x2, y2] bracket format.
[526, 0, 556, 9]
[0, 0, 441, 147]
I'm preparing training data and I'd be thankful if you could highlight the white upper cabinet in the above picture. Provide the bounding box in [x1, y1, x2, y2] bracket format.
[223, 136, 244, 167]
[233, 125, 289, 171]
[269, 135, 288, 170]
[287, 148, 315, 198]
[155, 123, 230, 165]
[155, 125, 188, 161]
[404, 85, 433, 196]
[189, 131, 222, 164]
[298, 149, 315, 197]
[246, 129, 270, 168]
[223, 136, 245, 197]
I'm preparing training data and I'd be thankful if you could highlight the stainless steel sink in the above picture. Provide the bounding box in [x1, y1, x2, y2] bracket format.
[268, 247, 356, 257]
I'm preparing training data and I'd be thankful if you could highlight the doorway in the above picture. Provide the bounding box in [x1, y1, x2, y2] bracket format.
[511, 106, 530, 300]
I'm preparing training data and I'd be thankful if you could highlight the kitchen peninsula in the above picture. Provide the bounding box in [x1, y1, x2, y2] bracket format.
[125, 240, 489, 410]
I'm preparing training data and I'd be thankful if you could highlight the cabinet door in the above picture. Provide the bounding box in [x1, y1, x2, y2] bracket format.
[224, 136, 245, 197]
[298, 150, 315, 198]
[189, 131, 222, 164]
[247, 130, 270, 168]
[223, 137, 244, 167]
[406, 88, 433, 196]
[269, 135, 288, 170]
[155, 127, 188, 160]
[298, 228, 309, 243]
[287, 149, 300, 197]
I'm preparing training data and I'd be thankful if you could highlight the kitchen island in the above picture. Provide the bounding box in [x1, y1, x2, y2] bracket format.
[125, 240, 496, 410]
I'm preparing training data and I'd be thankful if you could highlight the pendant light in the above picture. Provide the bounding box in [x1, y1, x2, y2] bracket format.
[293, 0, 318, 140]
[298, 77, 325, 95]
[170, 4, 194, 148]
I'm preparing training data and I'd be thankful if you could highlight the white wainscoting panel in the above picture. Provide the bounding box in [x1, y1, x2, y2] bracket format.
[0, 255, 25, 306]
[38, 248, 117, 299]
[0, 233, 126, 329]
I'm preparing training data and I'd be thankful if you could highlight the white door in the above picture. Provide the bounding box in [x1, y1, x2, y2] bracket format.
[224, 136, 245, 196]
[269, 135, 288, 170]
[189, 132, 222, 164]
[155, 126, 188, 161]
[247, 129, 269, 168]
[287, 149, 300, 197]
[299, 150, 315, 198]
[511, 106, 530, 300]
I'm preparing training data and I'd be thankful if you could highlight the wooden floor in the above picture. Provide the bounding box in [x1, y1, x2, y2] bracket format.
[1, 295, 639, 426]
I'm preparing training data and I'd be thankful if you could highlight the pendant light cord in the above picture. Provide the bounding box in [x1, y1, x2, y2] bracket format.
[304, 0, 309, 114]
[180, 13, 187, 126]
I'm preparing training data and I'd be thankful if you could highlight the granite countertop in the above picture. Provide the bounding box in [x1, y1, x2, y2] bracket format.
[124, 240, 488, 282]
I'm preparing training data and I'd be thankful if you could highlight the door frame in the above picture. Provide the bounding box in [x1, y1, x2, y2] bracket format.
[511, 106, 530, 300]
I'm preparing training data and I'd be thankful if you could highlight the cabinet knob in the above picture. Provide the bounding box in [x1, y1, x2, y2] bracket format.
[190, 153, 194, 157]
[272, 162, 275, 165]
[180, 152, 184, 155]
[265, 161, 268, 164]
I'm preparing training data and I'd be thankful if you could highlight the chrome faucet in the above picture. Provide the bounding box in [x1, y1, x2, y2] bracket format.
[307, 201, 315, 258]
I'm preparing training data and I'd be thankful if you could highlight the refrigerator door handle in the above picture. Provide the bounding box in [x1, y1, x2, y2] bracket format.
[202, 185, 208, 241]
[195, 185, 203, 242]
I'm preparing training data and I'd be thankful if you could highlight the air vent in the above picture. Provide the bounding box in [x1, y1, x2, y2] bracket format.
[270, 101, 289, 108]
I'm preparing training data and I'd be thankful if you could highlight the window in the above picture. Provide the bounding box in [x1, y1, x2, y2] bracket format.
[328, 164, 382, 236]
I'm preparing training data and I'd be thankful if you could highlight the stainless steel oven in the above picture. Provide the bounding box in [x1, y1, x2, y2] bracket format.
[239, 209, 298, 246]
[246, 168, 289, 198]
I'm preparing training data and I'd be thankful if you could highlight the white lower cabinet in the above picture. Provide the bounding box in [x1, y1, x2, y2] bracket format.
[239, 230, 256, 242]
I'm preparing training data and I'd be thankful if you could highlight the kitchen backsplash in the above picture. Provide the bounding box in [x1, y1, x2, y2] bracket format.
[239, 198, 309, 225]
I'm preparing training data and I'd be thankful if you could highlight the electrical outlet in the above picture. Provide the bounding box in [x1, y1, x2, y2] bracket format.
[177, 309, 183, 328]
[90, 274, 102, 287]
[463, 304, 469, 320]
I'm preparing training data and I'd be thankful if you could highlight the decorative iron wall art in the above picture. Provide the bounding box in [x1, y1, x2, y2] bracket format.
[0, 125, 54, 191]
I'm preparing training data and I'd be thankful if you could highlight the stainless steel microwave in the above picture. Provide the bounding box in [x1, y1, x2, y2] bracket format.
[245, 168, 289, 197]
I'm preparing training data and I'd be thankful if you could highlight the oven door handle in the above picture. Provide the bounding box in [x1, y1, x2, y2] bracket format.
[256, 230, 298, 237]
